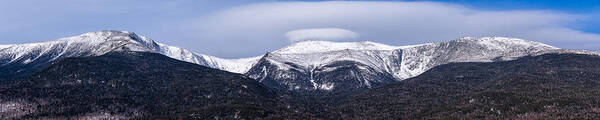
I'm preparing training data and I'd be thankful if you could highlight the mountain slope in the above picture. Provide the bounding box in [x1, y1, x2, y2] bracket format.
[395, 37, 558, 79]
[0, 30, 258, 80]
[246, 37, 559, 92]
[0, 51, 294, 119]
[336, 53, 600, 119]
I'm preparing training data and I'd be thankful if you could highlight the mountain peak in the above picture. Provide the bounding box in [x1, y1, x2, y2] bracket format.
[0, 30, 263, 79]
[454, 36, 558, 49]
[81, 30, 133, 35]
[65, 30, 136, 42]
[274, 40, 400, 54]
[0, 30, 135, 48]
[0, 30, 162, 66]
[0, 45, 10, 49]
[78, 30, 157, 48]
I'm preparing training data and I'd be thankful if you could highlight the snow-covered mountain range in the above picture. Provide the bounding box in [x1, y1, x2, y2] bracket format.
[0, 31, 257, 79]
[245, 38, 565, 92]
[1, 30, 594, 92]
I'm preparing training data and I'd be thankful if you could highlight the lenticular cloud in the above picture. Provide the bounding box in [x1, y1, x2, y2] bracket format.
[285, 28, 359, 42]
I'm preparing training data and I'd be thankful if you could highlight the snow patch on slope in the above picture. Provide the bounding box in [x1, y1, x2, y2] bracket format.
[195, 54, 262, 74]
[0, 45, 12, 49]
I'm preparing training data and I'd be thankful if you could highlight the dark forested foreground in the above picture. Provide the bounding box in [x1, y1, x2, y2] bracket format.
[2, 52, 600, 119]
[336, 53, 600, 119]
[0, 52, 308, 119]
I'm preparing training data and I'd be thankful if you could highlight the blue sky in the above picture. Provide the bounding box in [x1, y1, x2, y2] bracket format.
[410, 0, 600, 33]
[1, 0, 598, 58]
[302, 0, 600, 12]
[300, 0, 600, 33]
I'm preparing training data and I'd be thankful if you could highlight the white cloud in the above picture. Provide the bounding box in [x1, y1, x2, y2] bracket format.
[285, 28, 359, 42]
[176, 1, 599, 57]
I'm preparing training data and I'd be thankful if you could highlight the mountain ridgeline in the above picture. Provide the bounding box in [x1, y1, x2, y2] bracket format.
[2, 30, 600, 119]
[1, 31, 567, 92]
